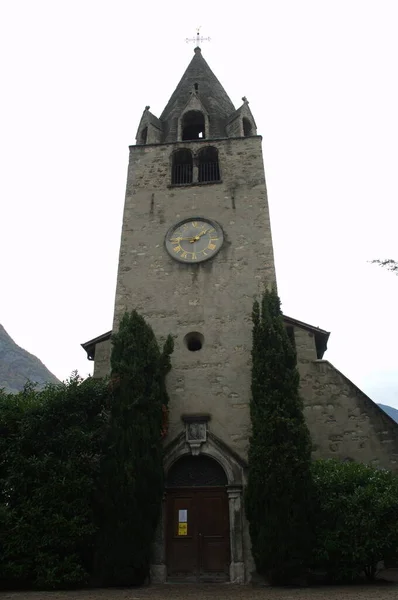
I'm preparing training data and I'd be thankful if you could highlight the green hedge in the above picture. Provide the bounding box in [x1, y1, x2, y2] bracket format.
[0, 375, 109, 589]
[0, 311, 173, 590]
[311, 459, 398, 581]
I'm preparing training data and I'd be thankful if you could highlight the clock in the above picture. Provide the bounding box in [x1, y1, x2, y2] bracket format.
[165, 217, 224, 263]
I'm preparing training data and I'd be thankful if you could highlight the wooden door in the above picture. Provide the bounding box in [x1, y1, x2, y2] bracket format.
[166, 488, 230, 581]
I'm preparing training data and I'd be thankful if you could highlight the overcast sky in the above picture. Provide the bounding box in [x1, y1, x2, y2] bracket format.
[1, 0, 397, 407]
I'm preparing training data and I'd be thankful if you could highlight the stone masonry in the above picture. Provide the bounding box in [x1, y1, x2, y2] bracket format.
[110, 135, 275, 458]
[294, 327, 398, 471]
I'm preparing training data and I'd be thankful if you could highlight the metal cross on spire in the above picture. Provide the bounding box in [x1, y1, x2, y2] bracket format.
[186, 27, 211, 46]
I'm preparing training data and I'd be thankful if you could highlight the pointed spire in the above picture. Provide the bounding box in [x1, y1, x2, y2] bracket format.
[160, 49, 235, 141]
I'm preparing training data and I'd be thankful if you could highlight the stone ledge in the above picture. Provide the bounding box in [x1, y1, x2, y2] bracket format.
[181, 414, 211, 423]
[131, 135, 263, 150]
[168, 180, 223, 189]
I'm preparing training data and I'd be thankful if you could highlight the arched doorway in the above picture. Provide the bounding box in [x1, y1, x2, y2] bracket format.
[165, 454, 230, 582]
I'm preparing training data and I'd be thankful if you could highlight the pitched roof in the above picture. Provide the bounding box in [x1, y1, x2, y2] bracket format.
[81, 330, 112, 361]
[135, 107, 163, 141]
[284, 315, 330, 359]
[227, 101, 257, 129]
[147, 111, 162, 130]
[160, 47, 235, 124]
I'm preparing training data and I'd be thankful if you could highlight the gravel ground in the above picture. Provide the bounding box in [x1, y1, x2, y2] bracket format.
[1, 580, 398, 600]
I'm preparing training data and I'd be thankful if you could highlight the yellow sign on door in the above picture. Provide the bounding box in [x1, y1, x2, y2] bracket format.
[178, 522, 187, 536]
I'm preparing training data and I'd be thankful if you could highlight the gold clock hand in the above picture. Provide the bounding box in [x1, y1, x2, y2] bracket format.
[189, 229, 208, 243]
[190, 228, 210, 243]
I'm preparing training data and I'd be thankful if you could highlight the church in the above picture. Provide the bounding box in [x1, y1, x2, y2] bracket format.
[82, 46, 398, 583]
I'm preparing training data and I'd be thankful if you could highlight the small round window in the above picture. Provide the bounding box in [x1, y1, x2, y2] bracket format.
[184, 332, 204, 352]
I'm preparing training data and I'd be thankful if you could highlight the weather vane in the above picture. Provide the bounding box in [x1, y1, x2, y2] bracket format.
[186, 27, 211, 46]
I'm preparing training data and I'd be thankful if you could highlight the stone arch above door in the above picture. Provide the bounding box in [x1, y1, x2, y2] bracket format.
[164, 430, 247, 488]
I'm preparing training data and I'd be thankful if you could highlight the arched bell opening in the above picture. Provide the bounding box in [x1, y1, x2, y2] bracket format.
[242, 117, 253, 137]
[197, 146, 221, 183]
[140, 126, 148, 144]
[181, 110, 206, 141]
[171, 149, 193, 185]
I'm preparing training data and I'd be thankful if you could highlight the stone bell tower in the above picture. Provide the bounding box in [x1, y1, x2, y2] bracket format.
[101, 47, 275, 581]
[84, 46, 276, 582]
[112, 46, 276, 456]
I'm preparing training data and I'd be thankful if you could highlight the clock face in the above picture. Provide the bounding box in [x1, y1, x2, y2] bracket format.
[165, 218, 224, 264]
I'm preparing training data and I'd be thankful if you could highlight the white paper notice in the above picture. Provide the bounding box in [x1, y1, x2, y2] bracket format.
[178, 509, 188, 523]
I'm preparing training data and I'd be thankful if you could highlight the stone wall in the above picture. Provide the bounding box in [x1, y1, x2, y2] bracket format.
[92, 316, 398, 474]
[111, 135, 276, 459]
[226, 116, 242, 138]
[146, 124, 162, 145]
[294, 324, 398, 471]
[93, 338, 111, 379]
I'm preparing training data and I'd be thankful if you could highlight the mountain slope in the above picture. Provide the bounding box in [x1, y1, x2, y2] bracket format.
[0, 324, 59, 394]
[378, 403, 398, 424]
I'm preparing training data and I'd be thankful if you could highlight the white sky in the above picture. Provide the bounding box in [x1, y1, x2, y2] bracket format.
[0, 1, 397, 407]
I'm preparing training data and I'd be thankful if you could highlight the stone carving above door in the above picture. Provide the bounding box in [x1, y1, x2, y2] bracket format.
[182, 415, 209, 455]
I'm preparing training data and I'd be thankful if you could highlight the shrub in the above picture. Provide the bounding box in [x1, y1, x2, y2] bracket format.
[0, 375, 109, 589]
[245, 289, 313, 584]
[311, 459, 398, 581]
[93, 311, 173, 586]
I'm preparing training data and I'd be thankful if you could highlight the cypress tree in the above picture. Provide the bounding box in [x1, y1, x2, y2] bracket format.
[245, 288, 313, 584]
[94, 310, 173, 586]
